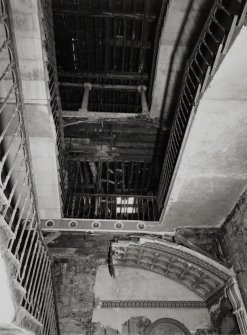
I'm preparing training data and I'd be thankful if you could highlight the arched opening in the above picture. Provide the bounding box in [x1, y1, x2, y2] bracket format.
[145, 318, 191, 335]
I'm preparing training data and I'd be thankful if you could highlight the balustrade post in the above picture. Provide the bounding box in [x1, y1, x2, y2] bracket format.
[226, 277, 247, 335]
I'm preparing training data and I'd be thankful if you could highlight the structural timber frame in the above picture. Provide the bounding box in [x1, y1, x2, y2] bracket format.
[61, 82, 149, 117]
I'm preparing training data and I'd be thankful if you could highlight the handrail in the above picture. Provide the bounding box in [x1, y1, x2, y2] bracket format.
[0, 1, 60, 334]
[65, 193, 159, 221]
[157, 0, 246, 212]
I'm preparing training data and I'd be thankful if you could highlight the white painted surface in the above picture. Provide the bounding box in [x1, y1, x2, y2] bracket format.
[93, 266, 210, 332]
[94, 265, 203, 301]
[0, 249, 15, 323]
[150, 0, 209, 119]
[8, 0, 63, 219]
[161, 26, 247, 230]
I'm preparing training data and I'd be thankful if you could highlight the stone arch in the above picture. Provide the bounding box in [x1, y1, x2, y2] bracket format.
[111, 238, 247, 334]
[112, 238, 233, 300]
[145, 318, 191, 335]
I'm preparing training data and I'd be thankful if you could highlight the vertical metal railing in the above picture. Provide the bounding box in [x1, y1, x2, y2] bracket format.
[65, 193, 158, 221]
[157, 0, 247, 212]
[0, 1, 59, 334]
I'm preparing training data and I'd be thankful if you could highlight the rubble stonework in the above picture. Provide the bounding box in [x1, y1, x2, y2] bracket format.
[222, 188, 247, 309]
[209, 296, 240, 335]
[52, 250, 104, 335]
[122, 316, 151, 335]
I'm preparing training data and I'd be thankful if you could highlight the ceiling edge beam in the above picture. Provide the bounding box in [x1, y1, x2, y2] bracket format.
[41, 218, 164, 234]
[59, 82, 143, 91]
[53, 9, 156, 21]
[62, 112, 169, 131]
[63, 111, 140, 119]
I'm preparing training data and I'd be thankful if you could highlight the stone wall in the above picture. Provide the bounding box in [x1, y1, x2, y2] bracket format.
[53, 254, 98, 334]
[52, 251, 153, 335]
[209, 296, 240, 335]
[52, 247, 108, 335]
[222, 188, 247, 309]
[52, 247, 211, 335]
[92, 316, 151, 335]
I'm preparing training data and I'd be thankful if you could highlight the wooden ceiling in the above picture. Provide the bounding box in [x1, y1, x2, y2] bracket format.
[64, 118, 168, 162]
[51, 0, 218, 218]
[51, 0, 170, 215]
[53, 0, 167, 113]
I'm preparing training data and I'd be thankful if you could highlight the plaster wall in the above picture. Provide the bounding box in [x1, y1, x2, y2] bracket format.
[161, 26, 247, 230]
[222, 187, 247, 310]
[94, 266, 203, 301]
[93, 266, 211, 333]
[52, 248, 212, 335]
[7, 0, 62, 219]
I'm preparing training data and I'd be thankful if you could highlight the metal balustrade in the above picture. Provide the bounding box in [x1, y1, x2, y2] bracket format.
[65, 193, 159, 221]
[0, 1, 59, 334]
[40, 0, 66, 205]
[157, 0, 247, 212]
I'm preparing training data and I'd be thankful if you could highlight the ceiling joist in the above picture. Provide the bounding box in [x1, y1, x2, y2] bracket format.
[53, 8, 157, 21]
[58, 71, 149, 81]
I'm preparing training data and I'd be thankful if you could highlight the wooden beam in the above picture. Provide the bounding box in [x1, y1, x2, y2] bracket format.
[59, 82, 142, 91]
[58, 71, 149, 81]
[141, 162, 147, 190]
[113, 17, 117, 70]
[94, 18, 99, 70]
[84, 102, 141, 110]
[122, 18, 127, 71]
[85, 16, 91, 69]
[67, 157, 154, 163]
[129, 18, 136, 72]
[63, 111, 140, 119]
[62, 113, 169, 131]
[81, 83, 92, 112]
[107, 39, 151, 49]
[107, 161, 109, 193]
[64, 193, 156, 199]
[104, 18, 110, 71]
[138, 85, 149, 114]
[53, 8, 156, 21]
[89, 162, 98, 183]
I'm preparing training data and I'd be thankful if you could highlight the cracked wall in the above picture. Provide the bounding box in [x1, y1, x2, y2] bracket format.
[93, 266, 211, 334]
[51, 242, 213, 335]
[209, 296, 240, 335]
[222, 187, 247, 309]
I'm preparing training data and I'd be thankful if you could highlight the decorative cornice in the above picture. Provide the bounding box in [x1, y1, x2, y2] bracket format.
[113, 239, 232, 280]
[137, 240, 232, 280]
[99, 300, 207, 308]
[111, 239, 233, 300]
